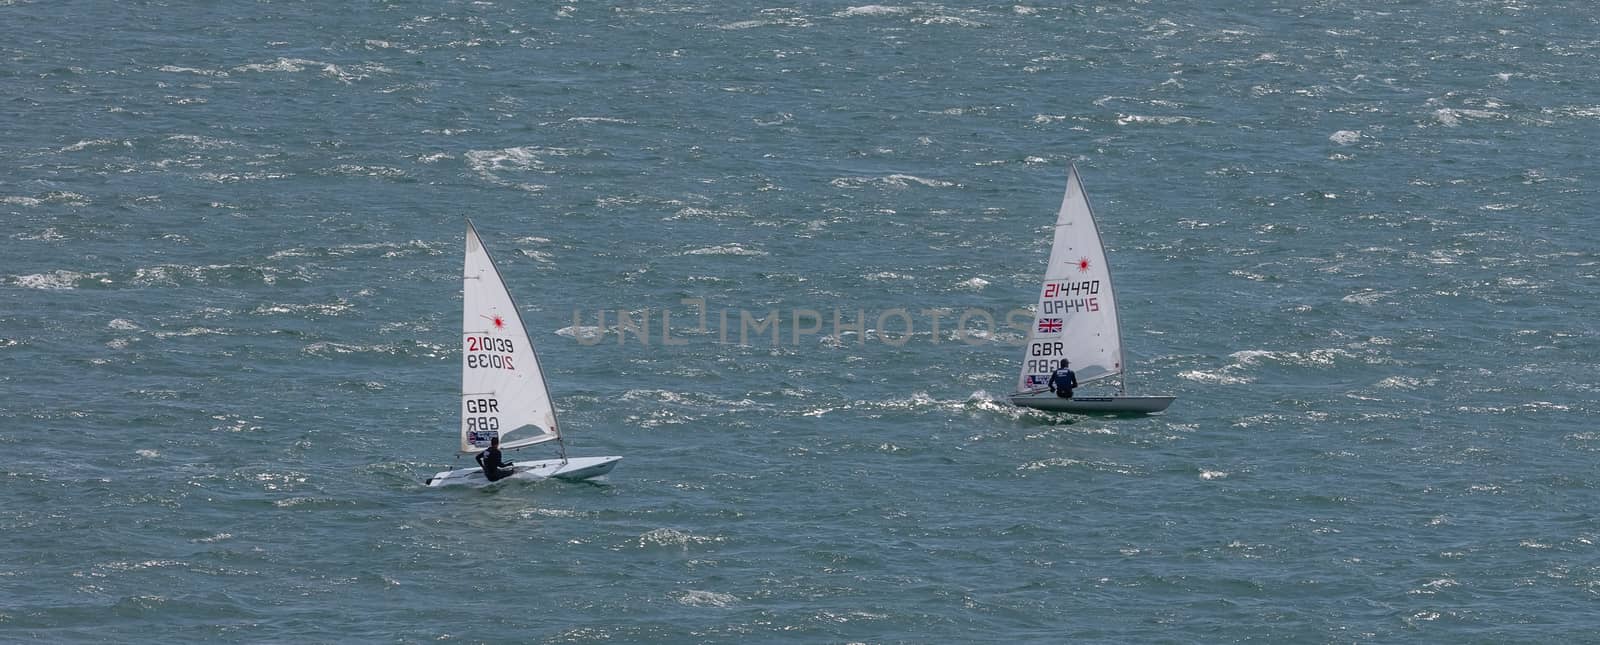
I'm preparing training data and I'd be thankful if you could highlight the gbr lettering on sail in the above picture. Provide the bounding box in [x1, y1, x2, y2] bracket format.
[1022, 279, 1101, 384]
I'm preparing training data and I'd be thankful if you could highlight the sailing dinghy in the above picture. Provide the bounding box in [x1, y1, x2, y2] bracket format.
[1009, 164, 1175, 414]
[426, 221, 620, 487]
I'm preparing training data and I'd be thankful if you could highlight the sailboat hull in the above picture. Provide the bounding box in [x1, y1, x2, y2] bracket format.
[1010, 392, 1175, 414]
[425, 455, 622, 487]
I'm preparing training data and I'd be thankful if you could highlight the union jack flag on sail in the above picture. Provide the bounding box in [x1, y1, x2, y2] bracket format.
[1037, 318, 1063, 334]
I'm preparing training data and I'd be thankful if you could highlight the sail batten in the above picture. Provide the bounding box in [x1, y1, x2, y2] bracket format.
[1015, 164, 1125, 394]
[460, 220, 561, 453]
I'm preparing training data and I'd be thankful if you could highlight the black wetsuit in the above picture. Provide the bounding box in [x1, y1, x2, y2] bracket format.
[475, 447, 514, 481]
[1049, 368, 1077, 399]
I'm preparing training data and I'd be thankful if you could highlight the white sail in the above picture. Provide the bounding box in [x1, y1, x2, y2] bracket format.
[460, 221, 560, 453]
[1015, 164, 1124, 394]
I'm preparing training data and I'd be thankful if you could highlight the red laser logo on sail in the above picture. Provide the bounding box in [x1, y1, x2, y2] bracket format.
[482, 314, 505, 329]
[1077, 257, 1092, 273]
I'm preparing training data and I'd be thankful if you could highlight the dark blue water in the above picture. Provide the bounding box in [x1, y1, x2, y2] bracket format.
[4, 2, 1598, 642]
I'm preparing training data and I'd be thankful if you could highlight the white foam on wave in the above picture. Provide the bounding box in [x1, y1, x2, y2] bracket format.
[1375, 376, 1435, 390]
[835, 5, 912, 17]
[516, 507, 583, 519]
[164, 134, 238, 149]
[717, 16, 812, 30]
[193, 532, 233, 543]
[1340, 289, 1391, 305]
[158, 65, 229, 77]
[196, 170, 290, 183]
[850, 391, 973, 416]
[1186, 346, 1382, 384]
[965, 327, 1022, 345]
[1545, 105, 1600, 120]
[829, 174, 956, 189]
[1408, 578, 1458, 596]
[8, 270, 109, 290]
[1115, 114, 1205, 126]
[1228, 348, 1355, 367]
[676, 589, 739, 607]
[467, 145, 559, 167]
[465, 145, 571, 187]
[101, 560, 186, 572]
[45, 191, 90, 205]
[252, 471, 308, 492]
[151, 327, 227, 339]
[913, 14, 986, 27]
[269, 239, 435, 260]
[964, 390, 1030, 420]
[1177, 369, 1252, 385]
[232, 58, 388, 83]
[565, 116, 636, 125]
[302, 341, 398, 357]
[254, 300, 354, 316]
[754, 112, 794, 127]
[1329, 130, 1361, 145]
[618, 389, 763, 411]
[274, 496, 335, 508]
[864, 271, 912, 282]
[1456, 401, 1570, 415]
[596, 194, 672, 209]
[60, 139, 127, 153]
[2, 196, 44, 207]
[379, 80, 440, 96]
[519, 249, 555, 263]
[666, 206, 750, 220]
[1017, 457, 1137, 475]
[637, 527, 723, 548]
[326, 164, 405, 177]
[132, 263, 264, 287]
[1430, 107, 1503, 127]
[555, 325, 607, 342]
[682, 244, 768, 257]
[956, 277, 989, 290]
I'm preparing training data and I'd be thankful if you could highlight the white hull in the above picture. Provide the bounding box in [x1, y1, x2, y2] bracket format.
[1010, 391, 1175, 414]
[425, 455, 622, 487]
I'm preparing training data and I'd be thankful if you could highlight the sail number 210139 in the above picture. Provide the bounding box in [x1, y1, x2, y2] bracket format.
[465, 335, 516, 370]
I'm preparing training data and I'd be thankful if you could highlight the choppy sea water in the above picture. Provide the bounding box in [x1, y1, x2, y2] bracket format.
[3, 1, 1598, 642]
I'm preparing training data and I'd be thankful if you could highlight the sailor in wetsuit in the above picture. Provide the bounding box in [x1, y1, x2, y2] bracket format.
[475, 436, 515, 482]
[1048, 359, 1078, 399]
